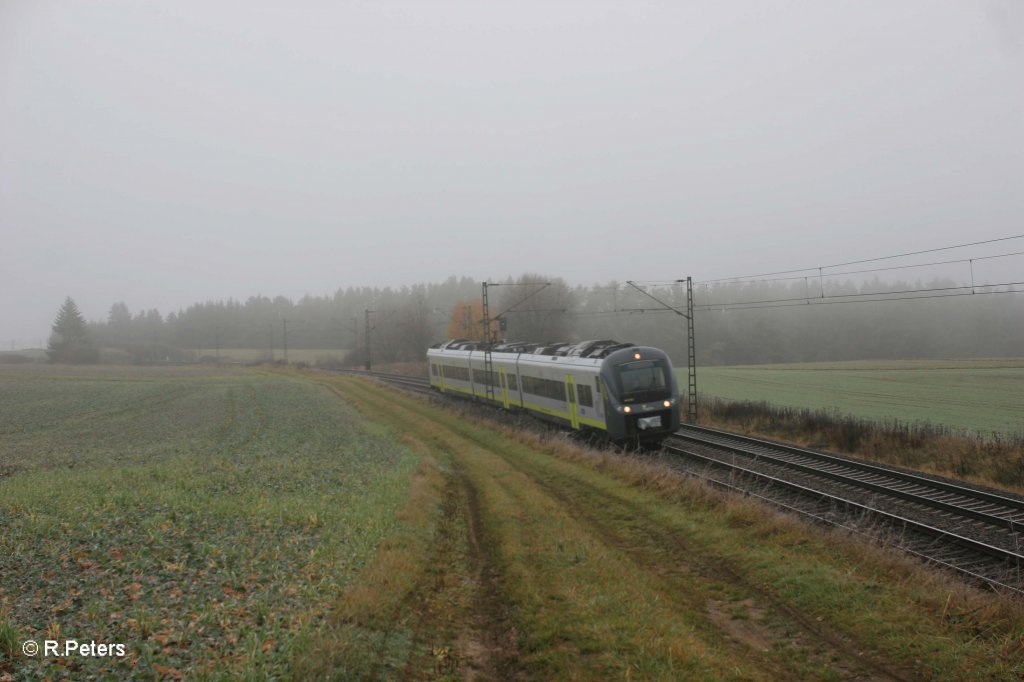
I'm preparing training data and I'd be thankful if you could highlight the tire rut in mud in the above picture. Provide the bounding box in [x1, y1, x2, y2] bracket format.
[391, 460, 520, 680]
[325, 378, 520, 679]
[453, 461, 522, 680]
[327, 378, 918, 679]
[500, 455, 921, 682]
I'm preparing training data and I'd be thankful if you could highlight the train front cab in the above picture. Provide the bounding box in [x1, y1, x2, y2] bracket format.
[600, 346, 681, 444]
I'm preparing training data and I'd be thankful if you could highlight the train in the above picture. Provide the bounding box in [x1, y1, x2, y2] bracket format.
[427, 338, 681, 445]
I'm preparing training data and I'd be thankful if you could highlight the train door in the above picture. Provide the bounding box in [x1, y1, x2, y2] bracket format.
[439, 364, 447, 393]
[566, 374, 580, 430]
[499, 367, 511, 409]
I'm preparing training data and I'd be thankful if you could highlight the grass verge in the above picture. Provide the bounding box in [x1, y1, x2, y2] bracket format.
[316, 374, 1024, 680]
[701, 397, 1024, 492]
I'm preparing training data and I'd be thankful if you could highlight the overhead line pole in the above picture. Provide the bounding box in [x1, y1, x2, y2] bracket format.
[364, 309, 374, 371]
[363, 308, 399, 371]
[481, 281, 551, 406]
[626, 279, 698, 424]
[282, 318, 288, 364]
[482, 283, 494, 403]
[684, 277, 697, 423]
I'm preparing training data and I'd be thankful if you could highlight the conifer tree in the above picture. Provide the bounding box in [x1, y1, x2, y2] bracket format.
[47, 296, 97, 363]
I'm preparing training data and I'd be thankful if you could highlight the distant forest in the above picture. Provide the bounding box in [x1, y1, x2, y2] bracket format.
[76, 274, 1022, 367]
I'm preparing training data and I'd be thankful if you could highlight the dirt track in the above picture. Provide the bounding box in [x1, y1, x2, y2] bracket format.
[321, 375, 1019, 680]
[395, 454, 521, 679]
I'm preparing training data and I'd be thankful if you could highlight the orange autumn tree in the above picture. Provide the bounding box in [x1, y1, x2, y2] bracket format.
[446, 299, 499, 342]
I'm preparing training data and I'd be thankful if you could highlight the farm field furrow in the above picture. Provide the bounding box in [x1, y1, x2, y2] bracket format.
[689, 360, 1024, 436]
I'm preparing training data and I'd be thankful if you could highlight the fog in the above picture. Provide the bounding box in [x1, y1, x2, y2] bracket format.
[2, 0, 1022, 347]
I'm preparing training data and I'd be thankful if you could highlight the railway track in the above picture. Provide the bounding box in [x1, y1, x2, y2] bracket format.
[666, 426, 1024, 594]
[672, 425, 1024, 532]
[333, 369, 1024, 594]
[321, 368, 436, 396]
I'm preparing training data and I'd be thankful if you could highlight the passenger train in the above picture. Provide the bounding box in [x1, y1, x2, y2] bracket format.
[427, 339, 681, 444]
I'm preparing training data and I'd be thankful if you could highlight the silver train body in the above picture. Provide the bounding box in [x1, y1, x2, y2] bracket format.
[427, 339, 681, 444]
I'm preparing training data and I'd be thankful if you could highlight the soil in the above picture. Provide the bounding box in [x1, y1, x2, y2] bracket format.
[386, 450, 521, 680]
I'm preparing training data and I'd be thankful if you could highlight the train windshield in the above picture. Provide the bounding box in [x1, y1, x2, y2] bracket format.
[614, 359, 670, 398]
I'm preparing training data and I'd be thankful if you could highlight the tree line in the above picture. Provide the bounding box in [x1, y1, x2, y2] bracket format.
[40, 274, 1023, 366]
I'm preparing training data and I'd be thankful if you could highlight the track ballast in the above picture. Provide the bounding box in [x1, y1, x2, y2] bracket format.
[667, 425, 1024, 594]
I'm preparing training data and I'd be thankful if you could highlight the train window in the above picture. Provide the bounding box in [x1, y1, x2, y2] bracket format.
[507, 374, 518, 391]
[473, 369, 499, 386]
[430, 363, 437, 376]
[444, 365, 470, 382]
[615, 360, 669, 396]
[577, 384, 593, 407]
[521, 375, 566, 402]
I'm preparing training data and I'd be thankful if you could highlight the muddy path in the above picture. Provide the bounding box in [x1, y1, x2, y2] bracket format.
[318, 375, 1022, 680]
[398, 456, 521, 680]
[323, 378, 523, 680]
[494, 453, 918, 681]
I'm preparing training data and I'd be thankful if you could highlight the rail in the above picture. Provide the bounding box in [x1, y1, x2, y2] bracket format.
[321, 368, 1024, 593]
[665, 428, 1024, 594]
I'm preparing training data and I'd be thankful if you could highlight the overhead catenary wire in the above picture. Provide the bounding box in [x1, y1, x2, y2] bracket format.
[698, 280, 1024, 311]
[584, 275, 1022, 319]
[694, 285, 1024, 313]
[618, 234, 1023, 316]
[679, 250, 1024, 288]
[628, 237, 1023, 289]
[693, 234, 1024, 285]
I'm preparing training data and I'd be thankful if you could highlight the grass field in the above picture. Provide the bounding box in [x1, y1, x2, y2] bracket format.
[0, 365, 420, 679]
[687, 358, 1024, 437]
[0, 349, 352, 366]
[3, 365, 1023, 679]
[190, 348, 350, 365]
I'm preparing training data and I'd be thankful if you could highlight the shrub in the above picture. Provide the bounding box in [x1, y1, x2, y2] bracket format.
[700, 397, 1024, 489]
[0, 353, 30, 364]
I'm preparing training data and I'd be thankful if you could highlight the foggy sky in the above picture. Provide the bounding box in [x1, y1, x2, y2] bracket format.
[2, 1, 1023, 347]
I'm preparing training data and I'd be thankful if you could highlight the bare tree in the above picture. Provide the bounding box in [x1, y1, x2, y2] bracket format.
[496, 274, 575, 342]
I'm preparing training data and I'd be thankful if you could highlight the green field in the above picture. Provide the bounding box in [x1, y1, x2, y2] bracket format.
[2, 364, 1022, 679]
[0, 364, 420, 679]
[191, 348, 350, 364]
[685, 359, 1024, 437]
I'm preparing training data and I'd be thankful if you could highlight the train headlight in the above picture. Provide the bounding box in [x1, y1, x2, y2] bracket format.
[663, 400, 671, 408]
[633, 352, 641, 360]
[623, 405, 632, 413]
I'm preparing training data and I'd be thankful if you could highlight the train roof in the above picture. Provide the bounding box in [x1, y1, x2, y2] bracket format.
[429, 338, 637, 359]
